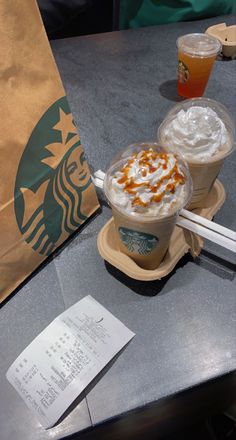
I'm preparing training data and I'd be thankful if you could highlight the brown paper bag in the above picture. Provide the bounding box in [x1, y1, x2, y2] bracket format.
[0, 0, 99, 302]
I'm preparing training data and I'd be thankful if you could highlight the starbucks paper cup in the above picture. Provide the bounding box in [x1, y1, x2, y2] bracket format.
[104, 144, 192, 270]
[158, 98, 235, 209]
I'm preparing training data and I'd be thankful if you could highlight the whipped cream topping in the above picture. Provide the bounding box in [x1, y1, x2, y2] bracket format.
[109, 149, 188, 216]
[160, 106, 230, 161]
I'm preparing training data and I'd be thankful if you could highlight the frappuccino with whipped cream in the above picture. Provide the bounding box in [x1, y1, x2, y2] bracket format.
[104, 143, 192, 269]
[158, 98, 235, 209]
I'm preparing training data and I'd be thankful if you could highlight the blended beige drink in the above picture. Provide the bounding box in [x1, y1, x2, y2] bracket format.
[104, 144, 192, 270]
[158, 98, 235, 209]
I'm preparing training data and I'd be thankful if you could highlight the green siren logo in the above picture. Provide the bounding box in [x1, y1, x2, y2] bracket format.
[14, 97, 92, 256]
[119, 227, 158, 255]
[178, 60, 189, 84]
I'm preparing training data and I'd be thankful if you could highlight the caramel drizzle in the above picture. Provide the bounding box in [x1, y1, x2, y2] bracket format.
[117, 150, 185, 207]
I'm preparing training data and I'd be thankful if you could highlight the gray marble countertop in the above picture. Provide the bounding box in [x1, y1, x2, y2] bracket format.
[1, 14, 235, 440]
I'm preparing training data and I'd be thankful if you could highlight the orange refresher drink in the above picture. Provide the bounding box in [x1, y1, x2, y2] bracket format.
[178, 51, 217, 98]
[177, 33, 221, 98]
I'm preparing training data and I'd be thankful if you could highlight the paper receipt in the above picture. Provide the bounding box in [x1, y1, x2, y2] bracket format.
[6, 295, 135, 429]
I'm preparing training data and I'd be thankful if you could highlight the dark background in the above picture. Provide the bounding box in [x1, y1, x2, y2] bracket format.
[37, 0, 116, 39]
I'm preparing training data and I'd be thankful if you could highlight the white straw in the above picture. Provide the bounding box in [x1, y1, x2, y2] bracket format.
[180, 209, 236, 242]
[177, 217, 236, 253]
[92, 176, 104, 189]
[94, 170, 105, 180]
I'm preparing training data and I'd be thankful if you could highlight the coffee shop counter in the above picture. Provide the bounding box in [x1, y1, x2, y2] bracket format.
[0, 14, 235, 440]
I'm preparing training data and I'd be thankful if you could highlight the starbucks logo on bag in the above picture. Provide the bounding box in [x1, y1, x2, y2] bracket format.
[119, 227, 158, 255]
[15, 97, 92, 256]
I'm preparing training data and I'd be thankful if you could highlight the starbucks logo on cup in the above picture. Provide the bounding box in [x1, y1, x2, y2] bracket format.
[119, 227, 158, 255]
[178, 60, 189, 84]
[14, 96, 92, 256]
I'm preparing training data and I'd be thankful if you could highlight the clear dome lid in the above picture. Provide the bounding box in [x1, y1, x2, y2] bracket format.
[177, 33, 221, 57]
[158, 98, 235, 163]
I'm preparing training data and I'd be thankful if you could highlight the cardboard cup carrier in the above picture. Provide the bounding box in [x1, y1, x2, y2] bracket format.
[97, 179, 225, 281]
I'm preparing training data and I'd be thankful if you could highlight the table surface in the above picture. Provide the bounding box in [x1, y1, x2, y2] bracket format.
[1, 14, 236, 440]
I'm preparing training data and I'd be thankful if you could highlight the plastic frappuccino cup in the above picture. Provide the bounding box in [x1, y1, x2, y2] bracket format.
[104, 143, 192, 270]
[177, 33, 221, 98]
[158, 98, 235, 209]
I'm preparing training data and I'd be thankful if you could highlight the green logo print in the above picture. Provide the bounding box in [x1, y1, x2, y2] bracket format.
[178, 60, 190, 84]
[119, 227, 158, 255]
[14, 97, 92, 256]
